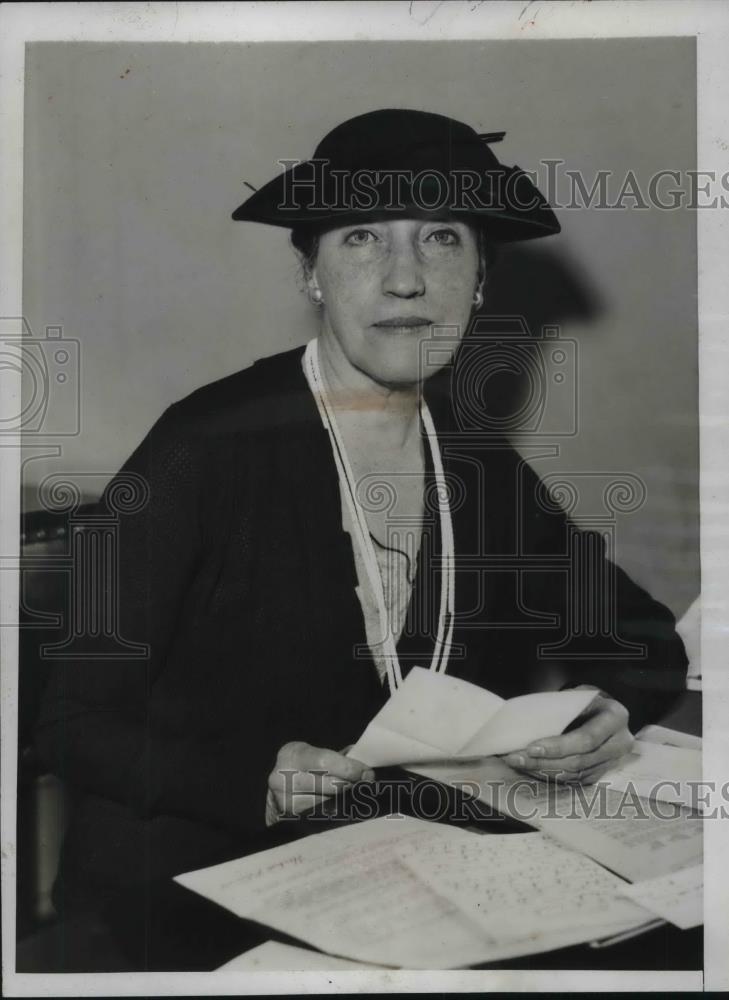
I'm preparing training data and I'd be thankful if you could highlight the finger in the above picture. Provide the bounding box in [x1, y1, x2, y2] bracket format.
[287, 793, 334, 816]
[572, 760, 616, 785]
[506, 757, 612, 785]
[545, 728, 634, 773]
[277, 742, 375, 782]
[505, 729, 634, 779]
[555, 757, 621, 783]
[504, 761, 597, 785]
[268, 768, 354, 799]
[519, 698, 629, 760]
[270, 790, 333, 817]
[554, 760, 619, 786]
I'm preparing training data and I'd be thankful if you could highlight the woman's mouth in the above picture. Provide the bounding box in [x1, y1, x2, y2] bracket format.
[372, 316, 432, 332]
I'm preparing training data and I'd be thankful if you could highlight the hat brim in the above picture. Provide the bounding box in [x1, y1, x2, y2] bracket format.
[232, 160, 560, 243]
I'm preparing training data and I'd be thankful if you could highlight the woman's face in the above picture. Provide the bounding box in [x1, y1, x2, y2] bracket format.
[310, 217, 481, 388]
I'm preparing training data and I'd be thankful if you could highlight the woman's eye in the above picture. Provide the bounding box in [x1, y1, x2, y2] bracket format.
[345, 229, 377, 246]
[427, 229, 460, 246]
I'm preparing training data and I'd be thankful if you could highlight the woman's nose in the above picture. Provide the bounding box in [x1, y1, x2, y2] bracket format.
[381, 244, 425, 298]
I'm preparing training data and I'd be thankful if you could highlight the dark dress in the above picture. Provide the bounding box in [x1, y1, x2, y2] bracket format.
[35, 344, 688, 915]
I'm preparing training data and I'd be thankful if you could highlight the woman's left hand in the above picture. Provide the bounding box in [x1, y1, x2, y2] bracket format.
[503, 686, 634, 784]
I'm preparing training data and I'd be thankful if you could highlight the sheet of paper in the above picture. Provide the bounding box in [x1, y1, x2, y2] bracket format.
[637, 724, 702, 751]
[411, 757, 703, 883]
[599, 742, 704, 811]
[217, 941, 384, 971]
[348, 667, 594, 767]
[348, 668, 504, 767]
[176, 816, 507, 969]
[395, 828, 652, 946]
[459, 689, 597, 758]
[202, 821, 655, 970]
[538, 792, 703, 883]
[617, 865, 703, 929]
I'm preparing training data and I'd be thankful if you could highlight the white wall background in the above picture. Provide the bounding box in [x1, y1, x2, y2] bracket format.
[21, 37, 698, 618]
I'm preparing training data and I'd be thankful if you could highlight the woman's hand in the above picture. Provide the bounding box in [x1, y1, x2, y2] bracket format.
[503, 687, 634, 785]
[268, 741, 375, 817]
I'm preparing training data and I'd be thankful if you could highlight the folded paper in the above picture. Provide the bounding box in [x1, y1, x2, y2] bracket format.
[348, 667, 596, 768]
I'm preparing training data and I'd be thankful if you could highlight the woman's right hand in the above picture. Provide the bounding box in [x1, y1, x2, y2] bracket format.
[267, 741, 375, 817]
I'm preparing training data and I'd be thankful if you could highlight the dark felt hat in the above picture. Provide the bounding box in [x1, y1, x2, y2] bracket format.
[232, 108, 560, 243]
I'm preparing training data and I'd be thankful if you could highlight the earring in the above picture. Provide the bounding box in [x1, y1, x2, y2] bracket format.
[309, 287, 324, 306]
[473, 287, 484, 310]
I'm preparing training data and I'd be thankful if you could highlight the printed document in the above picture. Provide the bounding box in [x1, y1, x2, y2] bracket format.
[598, 741, 703, 811]
[176, 815, 655, 968]
[412, 757, 703, 883]
[348, 667, 595, 767]
[178, 816, 495, 968]
[617, 865, 703, 929]
[395, 826, 650, 943]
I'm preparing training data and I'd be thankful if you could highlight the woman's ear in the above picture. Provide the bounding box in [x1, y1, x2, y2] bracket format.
[479, 232, 499, 290]
[477, 257, 487, 290]
[290, 230, 321, 299]
[306, 266, 324, 306]
[476, 229, 488, 289]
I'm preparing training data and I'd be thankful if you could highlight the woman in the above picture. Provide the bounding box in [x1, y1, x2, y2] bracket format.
[36, 109, 688, 919]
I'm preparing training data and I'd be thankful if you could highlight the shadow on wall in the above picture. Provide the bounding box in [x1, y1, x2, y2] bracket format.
[456, 243, 603, 431]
